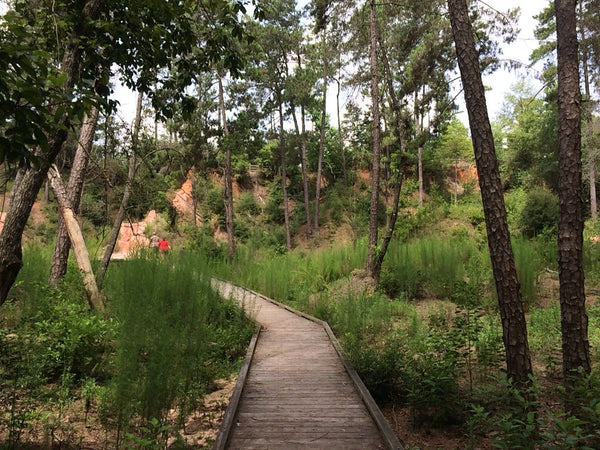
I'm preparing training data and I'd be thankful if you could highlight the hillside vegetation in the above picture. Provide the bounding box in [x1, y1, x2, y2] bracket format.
[2, 159, 600, 447]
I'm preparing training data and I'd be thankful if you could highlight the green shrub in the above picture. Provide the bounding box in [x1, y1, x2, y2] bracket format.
[520, 187, 558, 238]
[237, 191, 261, 215]
[265, 188, 285, 224]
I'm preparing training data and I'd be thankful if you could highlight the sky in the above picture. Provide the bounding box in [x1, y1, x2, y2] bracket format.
[474, 0, 549, 120]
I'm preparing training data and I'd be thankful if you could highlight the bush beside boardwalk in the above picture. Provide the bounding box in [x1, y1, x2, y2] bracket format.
[0, 249, 254, 448]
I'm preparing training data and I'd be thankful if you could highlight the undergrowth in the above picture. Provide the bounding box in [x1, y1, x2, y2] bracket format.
[0, 247, 253, 448]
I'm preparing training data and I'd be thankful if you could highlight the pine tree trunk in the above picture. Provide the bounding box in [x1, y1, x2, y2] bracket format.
[579, 0, 597, 220]
[219, 76, 235, 262]
[366, 0, 382, 279]
[371, 24, 407, 284]
[447, 0, 533, 387]
[291, 103, 312, 241]
[96, 91, 142, 287]
[49, 106, 100, 285]
[0, 0, 104, 305]
[555, 0, 591, 397]
[277, 92, 292, 250]
[337, 77, 348, 186]
[314, 32, 328, 233]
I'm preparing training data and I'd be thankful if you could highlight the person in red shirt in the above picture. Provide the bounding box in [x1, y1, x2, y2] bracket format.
[158, 238, 170, 253]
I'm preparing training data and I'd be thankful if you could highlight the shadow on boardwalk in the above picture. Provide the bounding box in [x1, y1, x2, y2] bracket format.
[212, 280, 403, 450]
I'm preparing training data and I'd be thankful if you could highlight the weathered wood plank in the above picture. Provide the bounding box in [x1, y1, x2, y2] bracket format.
[211, 280, 402, 449]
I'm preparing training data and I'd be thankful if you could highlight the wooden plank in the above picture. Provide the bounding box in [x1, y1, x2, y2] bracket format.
[211, 279, 403, 450]
[213, 325, 261, 450]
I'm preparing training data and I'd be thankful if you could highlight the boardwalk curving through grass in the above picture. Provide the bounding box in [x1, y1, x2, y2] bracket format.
[212, 280, 402, 450]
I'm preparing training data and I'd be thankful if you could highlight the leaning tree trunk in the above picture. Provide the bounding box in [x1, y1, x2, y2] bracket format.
[219, 76, 235, 262]
[49, 106, 100, 285]
[365, 0, 382, 279]
[277, 91, 292, 251]
[0, 0, 104, 305]
[447, 0, 533, 388]
[555, 0, 591, 400]
[48, 166, 105, 313]
[96, 91, 142, 287]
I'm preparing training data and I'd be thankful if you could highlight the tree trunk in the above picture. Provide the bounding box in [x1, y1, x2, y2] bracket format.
[578, 0, 597, 220]
[48, 166, 105, 313]
[0, 0, 104, 305]
[447, 0, 533, 387]
[291, 103, 312, 241]
[219, 76, 235, 262]
[415, 92, 424, 207]
[337, 76, 348, 186]
[555, 0, 591, 396]
[278, 92, 292, 251]
[314, 32, 328, 233]
[96, 91, 142, 287]
[370, 23, 408, 284]
[418, 145, 424, 206]
[366, 0, 382, 279]
[589, 153, 597, 220]
[49, 106, 100, 285]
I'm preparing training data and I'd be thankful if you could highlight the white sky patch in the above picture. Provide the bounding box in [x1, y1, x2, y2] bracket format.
[469, 0, 548, 121]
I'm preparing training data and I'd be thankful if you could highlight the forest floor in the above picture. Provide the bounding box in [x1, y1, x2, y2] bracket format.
[0, 376, 236, 449]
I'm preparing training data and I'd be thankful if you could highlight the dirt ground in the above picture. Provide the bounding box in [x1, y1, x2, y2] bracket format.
[0, 377, 237, 449]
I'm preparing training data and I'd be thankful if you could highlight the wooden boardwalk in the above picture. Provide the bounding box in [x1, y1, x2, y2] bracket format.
[212, 281, 402, 450]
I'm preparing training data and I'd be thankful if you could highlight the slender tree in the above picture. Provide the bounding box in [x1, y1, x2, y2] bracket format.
[49, 106, 100, 285]
[447, 0, 533, 387]
[289, 46, 314, 241]
[365, 0, 382, 279]
[314, 35, 328, 232]
[277, 90, 292, 250]
[219, 75, 236, 262]
[555, 0, 591, 400]
[96, 91, 143, 287]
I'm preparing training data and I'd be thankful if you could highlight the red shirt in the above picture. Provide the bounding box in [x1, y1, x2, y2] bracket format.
[158, 239, 170, 252]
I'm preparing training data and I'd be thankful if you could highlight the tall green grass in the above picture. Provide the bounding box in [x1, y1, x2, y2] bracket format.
[380, 236, 485, 301]
[1, 247, 253, 448]
[102, 252, 253, 444]
[225, 240, 367, 309]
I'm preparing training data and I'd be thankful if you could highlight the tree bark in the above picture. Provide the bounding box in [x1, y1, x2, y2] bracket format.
[277, 91, 292, 251]
[219, 76, 235, 262]
[0, 0, 104, 305]
[49, 107, 100, 285]
[555, 0, 591, 394]
[578, 0, 597, 220]
[447, 0, 533, 387]
[366, 0, 382, 279]
[291, 102, 312, 241]
[314, 32, 328, 233]
[96, 91, 142, 287]
[370, 23, 408, 284]
[336, 76, 348, 186]
[48, 166, 105, 313]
